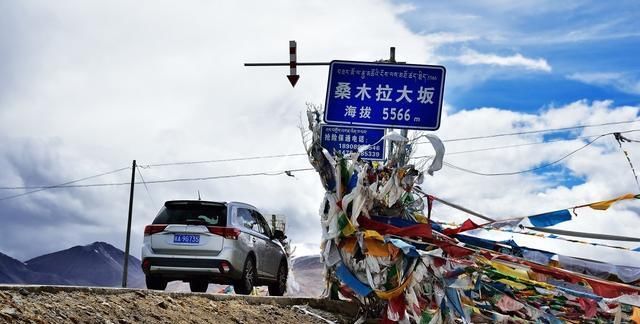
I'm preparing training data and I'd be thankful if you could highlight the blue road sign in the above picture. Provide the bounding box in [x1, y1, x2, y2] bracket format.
[323, 60, 445, 130]
[320, 125, 385, 160]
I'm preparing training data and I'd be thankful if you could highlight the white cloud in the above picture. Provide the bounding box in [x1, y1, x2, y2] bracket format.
[411, 99, 640, 265]
[0, 1, 638, 270]
[449, 49, 552, 72]
[398, 2, 640, 46]
[568, 72, 640, 95]
[419, 32, 479, 45]
[0, 0, 437, 260]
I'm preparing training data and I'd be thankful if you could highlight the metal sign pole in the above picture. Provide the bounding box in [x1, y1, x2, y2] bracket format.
[384, 47, 410, 165]
[122, 159, 136, 288]
[389, 47, 409, 167]
[246, 43, 444, 165]
[387, 47, 396, 163]
[244, 40, 329, 87]
[287, 41, 300, 87]
[397, 45, 409, 165]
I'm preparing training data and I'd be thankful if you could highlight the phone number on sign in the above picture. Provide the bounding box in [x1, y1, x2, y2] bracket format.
[337, 148, 381, 159]
[338, 143, 381, 151]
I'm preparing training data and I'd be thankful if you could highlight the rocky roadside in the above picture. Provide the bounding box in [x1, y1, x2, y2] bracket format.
[0, 286, 355, 324]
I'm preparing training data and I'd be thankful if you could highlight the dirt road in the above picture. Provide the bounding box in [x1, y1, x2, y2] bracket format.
[0, 286, 355, 324]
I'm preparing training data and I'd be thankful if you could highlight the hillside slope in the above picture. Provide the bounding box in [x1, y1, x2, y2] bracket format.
[25, 242, 144, 288]
[0, 252, 69, 285]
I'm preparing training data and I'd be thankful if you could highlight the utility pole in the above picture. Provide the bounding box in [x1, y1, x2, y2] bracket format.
[383, 47, 409, 165]
[122, 160, 136, 288]
[272, 214, 277, 232]
[387, 47, 397, 161]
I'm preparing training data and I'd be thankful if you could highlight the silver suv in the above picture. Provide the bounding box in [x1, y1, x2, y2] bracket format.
[141, 200, 288, 295]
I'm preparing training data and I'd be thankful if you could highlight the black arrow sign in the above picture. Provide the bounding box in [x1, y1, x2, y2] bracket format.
[288, 40, 299, 87]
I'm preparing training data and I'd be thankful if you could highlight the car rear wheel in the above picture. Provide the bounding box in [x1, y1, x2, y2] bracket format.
[189, 280, 208, 293]
[268, 261, 287, 296]
[233, 256, 256, 295]
[145, 275, 167, 290]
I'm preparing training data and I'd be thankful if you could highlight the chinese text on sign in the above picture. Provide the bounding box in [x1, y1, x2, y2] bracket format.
[324, 60, 446, 130]
[320, 125, 386, 160]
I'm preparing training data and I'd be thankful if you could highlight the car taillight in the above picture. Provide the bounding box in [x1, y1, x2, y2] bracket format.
[220, 261, 230, 273]
[144, 224, 167, 236]
[142, 259, 151, 271]
[208, 226, 240, 240]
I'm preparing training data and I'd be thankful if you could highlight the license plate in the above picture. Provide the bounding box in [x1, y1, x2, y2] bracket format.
[173, 234, 200, 244]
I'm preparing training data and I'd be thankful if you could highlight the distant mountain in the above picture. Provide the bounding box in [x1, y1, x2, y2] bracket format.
[24, 242, 145, 288]
[292, 254, 322, 271]
[0, 251, 69, 285]
[0, 252, 29, 284]
[289, 255, 324, 297]
[1, 243, 322, 294]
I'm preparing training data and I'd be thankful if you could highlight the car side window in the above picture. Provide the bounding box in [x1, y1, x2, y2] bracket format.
[248, 210, 265, 235]
[252, 222, 264, 235]
[251, 210, 272, 238]
[237, 208, 256, 231]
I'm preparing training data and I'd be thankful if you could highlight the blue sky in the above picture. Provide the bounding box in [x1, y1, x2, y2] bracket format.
[397, 0, 640, 111]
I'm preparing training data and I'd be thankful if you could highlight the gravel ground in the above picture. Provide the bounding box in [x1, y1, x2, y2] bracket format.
[0, 287, 352, 324]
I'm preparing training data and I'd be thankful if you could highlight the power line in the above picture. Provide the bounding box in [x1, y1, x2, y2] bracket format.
[136, 166, 156, 206]
[140, 153, 308, 168]
[0, 167, 315, 202]
[411, 129, 640, 176]
[614, 132, 640, 192]
[433, 118, 640, 143]
[9, 168, 315, 189]
[141, 127, 640, 171]
[2, 123, 639, 196]
[477, 226, 637, 252]
[2, 130, 638, 194]
[0, 166, 131, 201]
[526, 226, 640, 242]
[440, 134, 607, 176]
[617, 135, 640, 143]
[140, 119, 640, 168]
[140, 167, 314, 185]
[426, 133, 602, 156]
[411, 134, 594, 158]
[435, 220, 637, 251]
[429, 194, 495, 222]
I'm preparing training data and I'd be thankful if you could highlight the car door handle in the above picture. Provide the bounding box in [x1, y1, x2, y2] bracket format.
[251, 237, 256, 242]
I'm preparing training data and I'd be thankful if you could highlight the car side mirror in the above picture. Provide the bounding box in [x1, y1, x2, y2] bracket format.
[273, 229, 286, 240]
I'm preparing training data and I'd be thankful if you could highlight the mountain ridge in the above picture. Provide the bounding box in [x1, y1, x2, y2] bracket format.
[0, 242, 324, 295]
[0, 241, 144, 288]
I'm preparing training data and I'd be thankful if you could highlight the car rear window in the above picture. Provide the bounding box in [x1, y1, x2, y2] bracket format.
[153, 203, 227, 226]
